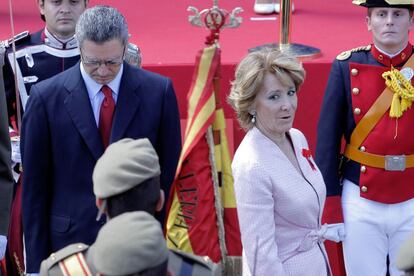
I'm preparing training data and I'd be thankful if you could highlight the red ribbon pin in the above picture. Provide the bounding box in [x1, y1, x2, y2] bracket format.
[302, 149, 316, 171]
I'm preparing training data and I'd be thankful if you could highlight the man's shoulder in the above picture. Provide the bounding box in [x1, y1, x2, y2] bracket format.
[125, 64, 171, 92]
[168, 249, 221, 275]
[3, 31, 31, 49]
[3, 30, 42, 52]
[335, 44, 372, 62]
[125, 63, 168, 82]
[136, 68, 168, 81]
[40, 243, 89, 274]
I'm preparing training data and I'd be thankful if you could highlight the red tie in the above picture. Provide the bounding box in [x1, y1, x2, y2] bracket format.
[99, 85, 115, 148]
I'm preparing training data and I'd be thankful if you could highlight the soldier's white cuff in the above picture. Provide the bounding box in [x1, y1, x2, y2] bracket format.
[0, 235, 7, 259]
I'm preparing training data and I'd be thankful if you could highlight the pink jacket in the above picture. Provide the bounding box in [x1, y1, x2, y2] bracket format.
[232, 127, 331, 276]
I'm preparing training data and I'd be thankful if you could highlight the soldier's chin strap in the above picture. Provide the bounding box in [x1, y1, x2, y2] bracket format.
[95, 198, 107, 221]
[8, 0, 22, 133]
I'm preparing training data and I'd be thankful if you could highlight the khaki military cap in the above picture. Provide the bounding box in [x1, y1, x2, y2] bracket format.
[93, 138, 160, 199]
[89, 211, 168, 275]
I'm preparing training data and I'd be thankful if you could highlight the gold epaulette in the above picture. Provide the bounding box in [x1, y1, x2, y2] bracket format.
[336, 45, 371, 61]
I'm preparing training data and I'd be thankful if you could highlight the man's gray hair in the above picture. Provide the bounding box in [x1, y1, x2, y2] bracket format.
[75, 5, 129, 48]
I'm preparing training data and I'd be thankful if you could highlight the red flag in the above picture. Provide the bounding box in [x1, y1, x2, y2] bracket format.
[166, 45, 241, 262]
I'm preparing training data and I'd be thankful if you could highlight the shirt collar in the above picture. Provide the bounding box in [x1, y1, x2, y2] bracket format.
[43, 28, 78, 50]
[80, 62, 123, 99]
[371, 43, 413, 67]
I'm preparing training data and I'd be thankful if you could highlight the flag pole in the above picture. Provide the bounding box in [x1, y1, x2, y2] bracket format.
[250, 0, 321, 60]
[188, 2, 243, 274]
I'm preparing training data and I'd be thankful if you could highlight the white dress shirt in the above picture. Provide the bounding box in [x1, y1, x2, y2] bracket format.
[80, 62, 123, 126]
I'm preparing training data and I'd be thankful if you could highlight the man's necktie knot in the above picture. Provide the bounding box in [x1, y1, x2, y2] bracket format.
[101, 85, 112, 97]
[101, 85, 112, 106]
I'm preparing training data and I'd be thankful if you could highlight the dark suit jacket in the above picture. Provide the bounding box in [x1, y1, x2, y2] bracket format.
[21, 62, 181, 272]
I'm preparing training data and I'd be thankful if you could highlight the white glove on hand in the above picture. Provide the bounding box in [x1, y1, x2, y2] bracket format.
[322, 223, 346, 243]
[10, 138, 21, 164]
[0, 235, 7, 260]
[9, 127, 21, 164]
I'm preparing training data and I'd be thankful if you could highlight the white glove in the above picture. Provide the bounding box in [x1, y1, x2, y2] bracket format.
[0, 235, 7, 260]
[9, 127, 21, 164]
[322, 223, 346, 243]
[26, 274, 40, 276]
[10, 138, 21, 164]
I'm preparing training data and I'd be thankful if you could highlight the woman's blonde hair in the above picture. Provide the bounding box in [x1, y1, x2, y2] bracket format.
[227, 48, 305, 130]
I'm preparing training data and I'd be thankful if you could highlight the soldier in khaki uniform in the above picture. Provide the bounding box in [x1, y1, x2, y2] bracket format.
[92, 138, 165, 220]
[42, 138, 220, 276]
[93, 138, 222, 276]
[39, 211, 169, 276]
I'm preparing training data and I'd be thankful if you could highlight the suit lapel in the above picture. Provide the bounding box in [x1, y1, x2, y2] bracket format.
[110, 64, 141, 142]
[63, 64, 104, 160]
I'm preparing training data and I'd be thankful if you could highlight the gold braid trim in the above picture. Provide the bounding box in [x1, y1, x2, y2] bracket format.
[336, 45, 371, 61]
[382, 66, 414, 118]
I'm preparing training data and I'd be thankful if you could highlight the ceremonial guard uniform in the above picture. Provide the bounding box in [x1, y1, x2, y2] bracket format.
[317, 43, 414, 205]
[0, 38, 14, 276]
[3, 29, 80, 120]
[316, 1, 414, 274]
[2, 28, 82, 276]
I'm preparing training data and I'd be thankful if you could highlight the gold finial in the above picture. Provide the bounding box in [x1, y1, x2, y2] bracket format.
[187, 0, 243, 44]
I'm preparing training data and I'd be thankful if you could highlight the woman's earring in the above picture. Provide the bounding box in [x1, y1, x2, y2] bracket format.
[251, 112, 256, 124]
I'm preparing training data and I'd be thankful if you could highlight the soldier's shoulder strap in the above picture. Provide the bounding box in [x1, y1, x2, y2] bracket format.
[41, 243, 90, 274]
[168, 249, 221, 275]
[3, 31, 30, 48]
[336, 44, 371, 61]
[125, 42, 142, 68]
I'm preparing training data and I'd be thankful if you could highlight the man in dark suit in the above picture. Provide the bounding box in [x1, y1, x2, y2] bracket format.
[21, 5, 181, 274]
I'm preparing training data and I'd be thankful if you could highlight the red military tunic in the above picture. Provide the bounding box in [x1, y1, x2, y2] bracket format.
[316, 43, 414, 223]
[349, 44, 414, 203]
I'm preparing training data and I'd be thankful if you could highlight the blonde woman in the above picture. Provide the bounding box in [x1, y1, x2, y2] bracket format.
[228, 48, 344, 276]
